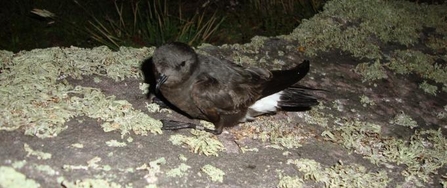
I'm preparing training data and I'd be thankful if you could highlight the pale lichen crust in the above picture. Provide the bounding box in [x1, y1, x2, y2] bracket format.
[287, 159, 390, 188]
[169, 129, 225, 156]
[201, 164, 225, 183]
[0, 46, 161, 138]
[283, 0, 447, 90]
[0, 166, 41, 188]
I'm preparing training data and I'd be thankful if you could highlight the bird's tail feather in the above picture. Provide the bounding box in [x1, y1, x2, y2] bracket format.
[278, 86, 319, 109]
[262, 60, 310, 97]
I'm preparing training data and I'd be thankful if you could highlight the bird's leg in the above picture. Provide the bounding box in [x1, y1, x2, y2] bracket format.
[161, 120, 196, 129]
[152, 97, 168, 107]
[161, 120, 219, 134]
[212, 122, 224, 135]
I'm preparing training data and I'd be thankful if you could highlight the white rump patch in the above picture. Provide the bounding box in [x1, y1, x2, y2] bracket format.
[249, 91, 282, 113]
[240, 91, 283, 122]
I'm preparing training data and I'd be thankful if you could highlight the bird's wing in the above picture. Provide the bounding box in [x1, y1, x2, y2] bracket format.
[190, 69, 269, 121]
[191, 73, 238, 114]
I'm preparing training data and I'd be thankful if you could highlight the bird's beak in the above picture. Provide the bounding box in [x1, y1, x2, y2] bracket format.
[155, 74, 168, 92]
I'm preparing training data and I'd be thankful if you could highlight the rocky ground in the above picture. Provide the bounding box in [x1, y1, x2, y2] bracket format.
[1, 0, 447, 187]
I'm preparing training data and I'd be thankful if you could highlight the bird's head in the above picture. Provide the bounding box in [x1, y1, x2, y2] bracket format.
[152, 42, 199, 91]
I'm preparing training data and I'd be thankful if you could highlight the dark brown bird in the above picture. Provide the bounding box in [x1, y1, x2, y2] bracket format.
[150, 42, 318, 135]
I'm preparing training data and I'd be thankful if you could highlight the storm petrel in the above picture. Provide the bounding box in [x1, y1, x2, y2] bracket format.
[150, 42, 318, 135]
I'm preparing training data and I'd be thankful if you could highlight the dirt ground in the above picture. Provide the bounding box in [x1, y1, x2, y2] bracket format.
[1, 0, 447, 188]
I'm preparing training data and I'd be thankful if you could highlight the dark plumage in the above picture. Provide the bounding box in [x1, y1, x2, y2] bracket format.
[149, 42, 318, 135]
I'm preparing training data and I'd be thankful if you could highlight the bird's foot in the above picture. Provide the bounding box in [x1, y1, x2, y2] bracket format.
[161, 120, 220, 135]
[151, 97, 169, 108]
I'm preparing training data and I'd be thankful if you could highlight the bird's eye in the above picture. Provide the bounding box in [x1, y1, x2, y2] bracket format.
[180, 61, 186, 67]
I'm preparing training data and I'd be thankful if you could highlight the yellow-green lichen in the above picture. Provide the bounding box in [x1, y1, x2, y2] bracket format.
[61, 178, 122, 188]
[387, 50, 447, 85]
[332, 99, 345, 112]
[354, 60, 388, 83]
[426, 35, 447, 52]
[105, 140, 127, 147]
[87, 157, 102, 169]
[240, 117, 311, 149]
[0, 46, 159, 138]
[11, 160, 27, 169]
[24, 143, 52, 160]
[169, 130, 224, 156]
[201, 164, 225, 183]
[136, 157, 166, 185]
[231, 54, 259, 66]
[102, 165, 112, 171]
[389, 111, 418, 129]
[139, 83, 149, 95]
[382, 129, 446, 183]
[277, 173, 303, 188]
[0, 166, 40, 188]
[360, 95, 376, 107]
[62, 164, 88, 171]
[33, 164, 59, 176]
[240, 147, 259, 153]
[63, 156, 112, 172]
[303, 103, 331, 127]
[277, 50, 285, 56]
[220, 36, 267, 54]
[93, 77, 102, 83]
[71, 143, 84, 148]
[419, 81, 438, 96]
[148, 157, 167, 172]
[322, 118, 383, 160]
[284, 0, 447, 60]
[273, 59, 286, 66]
[145, 102, 172, 114]
[178, 154, 188, 162]
[219, 37, 283, 67]
[287, 159, 390, 188]
[264, 127, 303, 149]
[166, 163, 191, 178]
[73, 86, 162, 136]
[324, 116, 447, 184]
